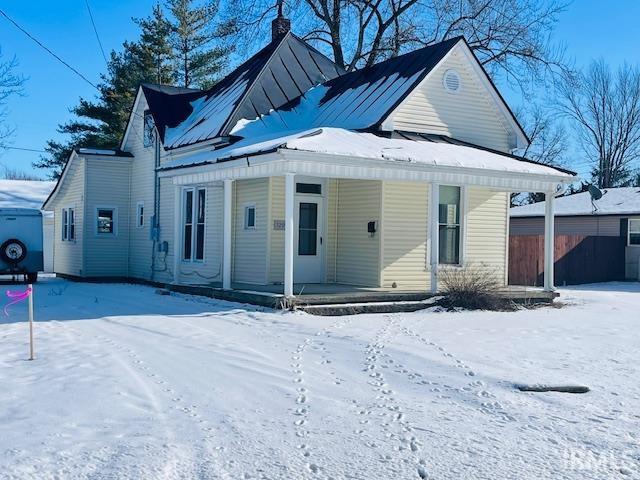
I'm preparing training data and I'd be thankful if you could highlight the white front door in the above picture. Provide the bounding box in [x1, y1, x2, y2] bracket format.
[294, 195, 324, 283]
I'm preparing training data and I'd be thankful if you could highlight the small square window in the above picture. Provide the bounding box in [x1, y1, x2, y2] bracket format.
[143, 111, 155, 148]
[137, 202, 144, 228]
[97, 208, 115, 235]
[244, 206, 256, 230]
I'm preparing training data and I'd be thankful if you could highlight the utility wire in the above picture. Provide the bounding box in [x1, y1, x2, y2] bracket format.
[0, 146, 48, 153]
[84, 0, 108, 66]
[0, 8, 98, 89]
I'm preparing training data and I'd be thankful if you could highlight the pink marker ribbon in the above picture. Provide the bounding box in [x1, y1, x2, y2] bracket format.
[4, 287, 32, 316]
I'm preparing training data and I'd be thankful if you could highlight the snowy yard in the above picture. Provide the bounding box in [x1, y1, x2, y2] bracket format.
[1, 278, 639, 479]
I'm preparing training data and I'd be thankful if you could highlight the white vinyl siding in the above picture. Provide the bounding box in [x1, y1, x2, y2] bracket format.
[381, 182, 429, 290]
[233, 178, 269, 284]
[465, 187, 509, 285]
[83, 157, 131, 277]
[335, 180, 381, 287]
[47, 157, 85, 276]
[387, 48, 513, 152]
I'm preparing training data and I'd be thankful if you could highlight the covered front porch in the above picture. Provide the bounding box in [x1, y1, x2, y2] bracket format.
[160, 141, 571, 303]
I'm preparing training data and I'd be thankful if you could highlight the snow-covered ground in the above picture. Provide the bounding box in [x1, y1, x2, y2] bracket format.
[1, 278, 638, 479]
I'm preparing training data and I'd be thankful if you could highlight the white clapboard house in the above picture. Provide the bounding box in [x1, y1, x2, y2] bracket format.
[42, 14, 575, 299]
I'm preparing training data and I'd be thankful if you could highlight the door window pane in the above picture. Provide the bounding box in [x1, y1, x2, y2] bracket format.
[630, 219, 640, 245]
[438, 186, 461, 264]
[296, 183, 322, 194]
[299, 202, 318, 256]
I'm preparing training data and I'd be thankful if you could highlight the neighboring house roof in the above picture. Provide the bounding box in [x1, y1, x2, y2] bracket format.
[160, 126, 572, 180]
[510, 187, 640, 217]
[143, 32, 344, 150]
[0, 179, 56, 210]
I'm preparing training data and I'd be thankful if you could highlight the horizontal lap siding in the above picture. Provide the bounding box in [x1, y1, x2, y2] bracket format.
[390, 50, 512, 152]
[84, 158, 131, 277]
[336, 180, 381, 287]
[381, 182, 429, 290]
[176, 184, 223, 284]
[465, 187, 509, 285]
[233, 179, 268, 284]
[268, 177, 284, 283]
[510, 216, 622, 236]
[126, 95, 157, 281]
[154, 178, 175, 284]
[325, 179, 338, 283]
[49, 158, 85, 276]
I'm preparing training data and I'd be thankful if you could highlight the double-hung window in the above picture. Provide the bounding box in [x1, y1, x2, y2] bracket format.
[62, 209, 68, 241]
[61, 208, 75, 241]
[182, 187, 206, 261]
[68, 208, 75, 240]
[438, 185, 461, 265]
[629, 219, 640, 246]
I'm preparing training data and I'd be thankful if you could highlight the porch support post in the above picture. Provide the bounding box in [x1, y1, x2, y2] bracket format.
[223, 179, 233, 290]
[172, 185, 181, 284]
[543, 190, 555, 292]
[429, 183, 439, 293]
[284, 173, 295, 297]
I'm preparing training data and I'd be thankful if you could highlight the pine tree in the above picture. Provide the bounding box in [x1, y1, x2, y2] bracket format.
[167, 0, 228, 88]
[34, 8, 174, 178]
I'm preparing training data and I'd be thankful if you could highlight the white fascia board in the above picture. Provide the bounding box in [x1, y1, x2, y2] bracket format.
[42, 150, 80, 210]
[119, 87, 144, 151]
[160, 148, 570, 192]
[457, 42, 529, 150]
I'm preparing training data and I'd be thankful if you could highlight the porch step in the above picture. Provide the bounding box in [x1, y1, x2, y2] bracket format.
[289, 292, 435, 306]
[297, 298, 441, 316]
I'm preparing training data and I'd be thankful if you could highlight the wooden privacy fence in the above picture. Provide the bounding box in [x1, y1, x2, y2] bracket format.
[509, 235, 626, 286]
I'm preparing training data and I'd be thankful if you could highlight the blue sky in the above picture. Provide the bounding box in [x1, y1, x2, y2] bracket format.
[0, 0, 639, 179]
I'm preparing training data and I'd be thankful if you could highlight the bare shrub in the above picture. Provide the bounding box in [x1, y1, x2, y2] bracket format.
[439, 264, 516, 311]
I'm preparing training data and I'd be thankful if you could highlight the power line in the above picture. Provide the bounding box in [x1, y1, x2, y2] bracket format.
[84, 0, 108, 66]
[0, 146, 47, 153]
[0, 7, 98, 89]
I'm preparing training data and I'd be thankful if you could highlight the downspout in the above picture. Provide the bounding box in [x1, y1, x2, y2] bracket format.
[150, 130, 161, 281]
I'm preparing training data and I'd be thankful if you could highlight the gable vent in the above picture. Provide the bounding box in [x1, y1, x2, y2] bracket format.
[443, 69, 461, 93]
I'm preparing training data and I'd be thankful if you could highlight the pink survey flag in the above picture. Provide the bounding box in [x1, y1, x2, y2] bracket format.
[4, 286, 32, 316]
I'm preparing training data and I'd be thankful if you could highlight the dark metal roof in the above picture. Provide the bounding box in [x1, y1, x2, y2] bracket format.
[143, 32, 343, 150]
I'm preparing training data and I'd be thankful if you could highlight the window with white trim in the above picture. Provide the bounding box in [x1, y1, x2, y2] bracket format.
[629, 219, 640, 246]
[96, 208, 116, 235]
[137, 202, 145, 228]
[182, 187, 206, 261]
[244, 205, 256, 230]
[438, 185, 461, 265]
[62, 209, 68, 241]
[68, 208, 75, 240]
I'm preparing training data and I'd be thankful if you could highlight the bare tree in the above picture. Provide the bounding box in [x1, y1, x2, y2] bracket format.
[223, 0, 568, 87]
[511, 105, 567, 205]
[0, 163, 43, 181]
[558, 60, 640, 188]
[0, 49, 24, 148]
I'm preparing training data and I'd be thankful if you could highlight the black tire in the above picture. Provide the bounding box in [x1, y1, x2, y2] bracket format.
[26, 272, 38, 283]
[1, 239, 27, 265]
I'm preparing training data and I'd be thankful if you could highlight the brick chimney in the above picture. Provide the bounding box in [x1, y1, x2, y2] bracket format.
[271, 0, 290, 42]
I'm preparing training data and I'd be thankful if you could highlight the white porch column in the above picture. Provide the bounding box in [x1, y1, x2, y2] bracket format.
[543, 190, 555, 292]
[429, 183, 439, 293]
[284, 173, 295, 297]
[172, 185, 182, 284]
[223, 179, 233, 290]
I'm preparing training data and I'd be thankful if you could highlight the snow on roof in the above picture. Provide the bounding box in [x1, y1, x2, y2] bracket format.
[161, 126, 573, 179]
[510, 187, 640, 217]
[0, 179, 56, 210]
